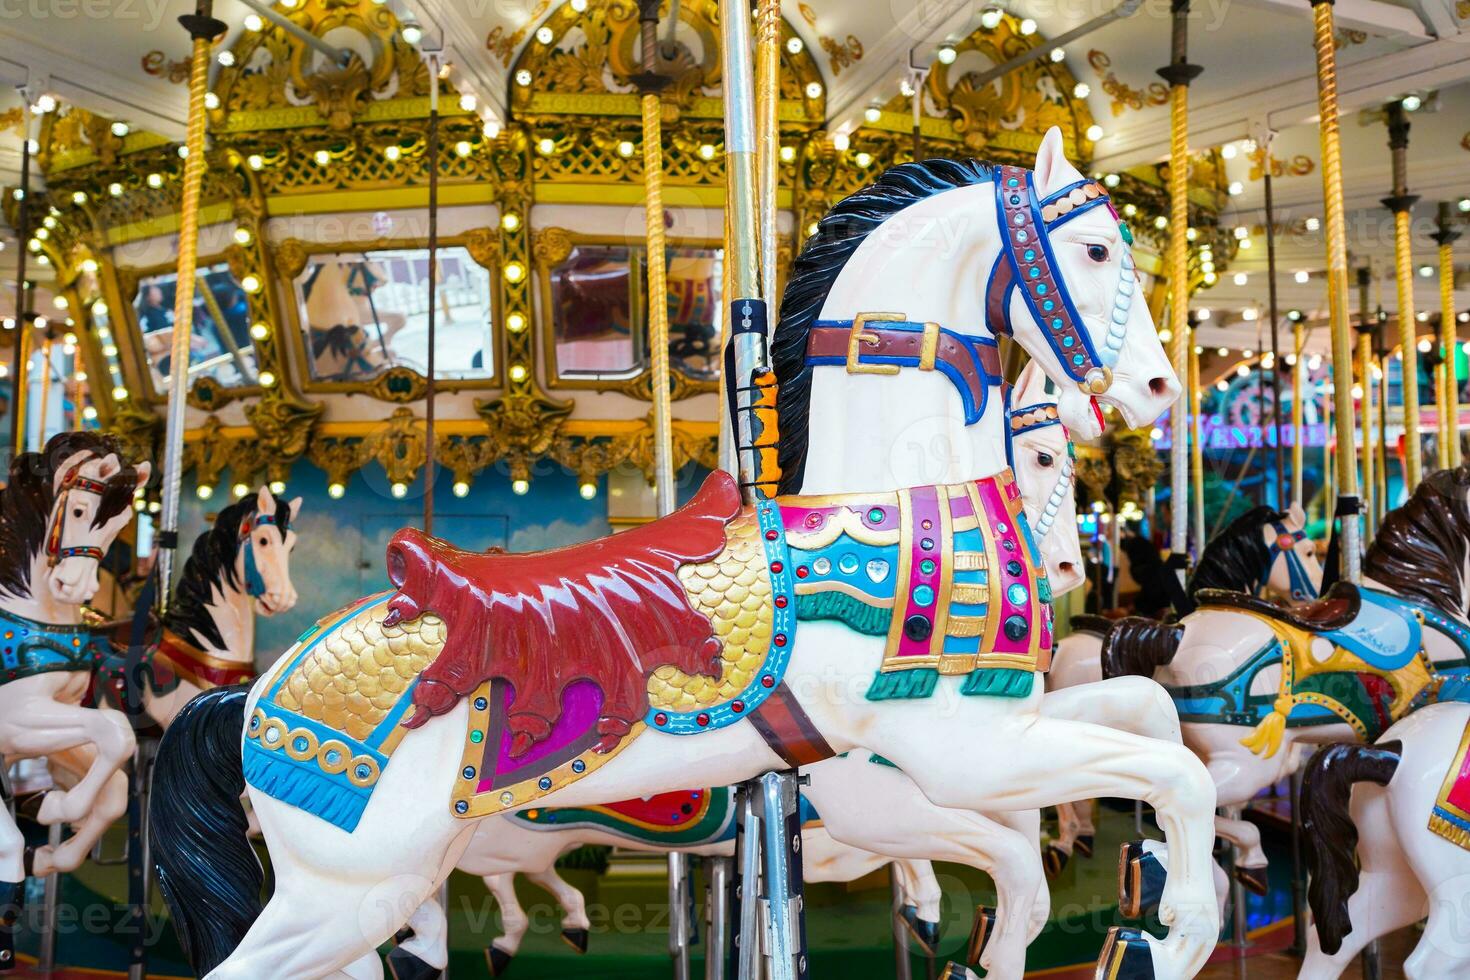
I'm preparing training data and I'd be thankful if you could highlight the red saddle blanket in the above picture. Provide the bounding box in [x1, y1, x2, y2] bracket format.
[385, 472, 739, 756]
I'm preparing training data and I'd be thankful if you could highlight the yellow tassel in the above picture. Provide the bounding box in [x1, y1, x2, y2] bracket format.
[1240, 696, 1292, 758]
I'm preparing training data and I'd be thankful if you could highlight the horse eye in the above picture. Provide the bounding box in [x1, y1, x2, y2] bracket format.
[72, 507, 84, 518]
[1086, 244, 1109, 263]
[258, 535, 269, 547]
[1037, 452, 1054, 467]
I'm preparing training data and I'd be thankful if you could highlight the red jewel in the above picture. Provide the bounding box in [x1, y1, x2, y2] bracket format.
[732, 700, 745, 712]
[804, 513, 823, 528]
[774, 595, 788, 608]
[696, 713, 710, 727]
[774, 633, 787, 647]
[795, 566, 809, 578]
[921, 519, 933, 530]
[770, 561, 783, 574]
[766, 529, 778, 540]
[654, 712, 668, 725]
[1277, 535, 1295, 551]
[761, 675, 775, 688]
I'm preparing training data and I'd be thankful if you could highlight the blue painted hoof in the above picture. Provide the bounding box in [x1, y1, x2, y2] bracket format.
[1096, 926, 1154, 979]
[561, 927, 590, 954]
[1117, 840, 1165, 920]
[899, 903, 940, 956]
[1043, 842, 1070, 878]
[386, 945, 442, 980]
[966, 905, 996, 966]
[485, 945, 514, 977]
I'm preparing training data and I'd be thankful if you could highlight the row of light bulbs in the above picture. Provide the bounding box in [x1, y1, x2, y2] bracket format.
[193, 475, 599, 502]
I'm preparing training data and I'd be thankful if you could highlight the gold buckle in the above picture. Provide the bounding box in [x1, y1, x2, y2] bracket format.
[846, 312, 905, 376]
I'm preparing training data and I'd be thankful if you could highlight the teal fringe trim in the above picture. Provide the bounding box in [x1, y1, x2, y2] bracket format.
[243, 745, 369, 833]
[868, 753, 900, 769]
[865, 669, 939, 701]
[959, 668, 1034, 698]
[797, 592, 891, 636]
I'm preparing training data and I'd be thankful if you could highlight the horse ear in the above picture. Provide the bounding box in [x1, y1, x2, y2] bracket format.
[287, 496, 303, 520]
[256, 485, 274, 514]
[1014, 359, 1046, 404]
[1033, 126, 1085, 199]
[133, 461, 151, 487]
[1288, 500, 1307, 528]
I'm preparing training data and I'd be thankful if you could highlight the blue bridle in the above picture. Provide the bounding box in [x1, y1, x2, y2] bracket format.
[1261, 520, 1317, 601]
[240, 512, 277, 599]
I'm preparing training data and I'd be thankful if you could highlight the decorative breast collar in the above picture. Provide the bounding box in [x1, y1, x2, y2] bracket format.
[804, 314, 1002, 424]
[0, 608, 106, 686]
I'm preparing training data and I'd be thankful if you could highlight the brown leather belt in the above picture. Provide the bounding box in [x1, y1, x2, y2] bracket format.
[749, 682, 835, 768]
[804, 315, 1002, 424]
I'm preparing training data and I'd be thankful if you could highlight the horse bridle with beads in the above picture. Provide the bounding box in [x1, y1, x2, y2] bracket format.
[45, 468, 113, 566]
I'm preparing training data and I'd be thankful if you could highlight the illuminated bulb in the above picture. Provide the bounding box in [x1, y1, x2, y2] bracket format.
[112, 385, 129, 401]
[1402, 94, 1422, 112]
[899, 77, 915, 98]
[33, 227, 47, 240]
[243, 12, 263, 30]
[453, 480, 470, 498]
[1294, 270, 1309, 284]
[1086, 124, 1104, 141]
[34, 94, 56, 113]
[1050, 47, 1065, 63]
[459, 93, 478, 112]
[250, 322, 270, 341]
[864, 106, 882, 123]
[134, 498, 147, 512]
[516, 69, 533, 87]
[1417, 311, 1430, 322]
[1196, 308, 1210, 321]
[538, 137, 556, 154]
[1073, 83, 1090, 99]
[779, 145, 795, 163]
[82, 405, 96, 421]
[1151, 427, 1163, 440]
[937, 46, 957, 65]
[109, 182, 123, 196]
[204, 92, 220, 110]
[103, 344, 118, 357]
[26, 239, 40, 252]
[1221, 143, 1238, 160]
[1351, 385, 1364, 399]
[1418, 264, 1434, 278]
[384, 144, 401, 161]
[507, 312, 527, 332]
[786, 36, 803, 54]
[146, 172, 163, 190]
[248, 154, 264, 170]
[1201, 260, 1215, 273]
[197, 484, 214, 500]
[390, 482, 408, 498]
[579, 481, 597, 500]
[401, 24, 423, 44]
[1158, 328, 1173, 343]
[258, 370, 276, 387]
[328, 482, 346, 499]
[1305, 216, 1320, 231]
[53, 296, 67, 310]
[503, 262, 526, 283]
[1186, 227, 1198, 242]
[234, 227, 252, 245]
[455, 140, 472, 157]
[805, 81, 823, 98]
[535, 25, 554, 45]
[1123, 203, 1136, 217]
[269, 480, 286, 494]
[698, 143, 716, 160]
[241, 274, 261, 292]
[314, 149, 331, 165]
[855, 152, 873, 168]
[618, 140, 635, 157]
[1233, 272, 1248, 286]
[1219, 345, 1232, 355]
[831, 132, 850, 152]
[1154, 215, 1168, 230]
[509, 363, 528, 382]
[1460, 199, 1470, 214]
[74, 368, 86, 380]
[218, 50, 235, 68]
[512, 479, 530, 495]
[1216, 380, 1229, 392]
[93, 301, 108, 316]
[571, 0, 587, 10]
[981, 7, 1003, 29]
[482, 119, 501, 139]
[1019, 18, 1037, 34]
[1419, 338, 1433, 352]
[1228, 181, 1244, 195]
[1242, 308, 1258, 322]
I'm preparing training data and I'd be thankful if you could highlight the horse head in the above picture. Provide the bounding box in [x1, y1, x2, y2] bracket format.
[1010, 360, 1083, 596]
[1260, 501, 1323, 602]
[236, 486, 301, 616]
[45, 447, 150, 606]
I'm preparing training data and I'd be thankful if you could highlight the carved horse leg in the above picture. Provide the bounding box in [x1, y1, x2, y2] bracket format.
[30, 745, 129, 876]
[0, 680, 135, 827]
[525, 868, 591, 952]
[385, 895, 447, 980]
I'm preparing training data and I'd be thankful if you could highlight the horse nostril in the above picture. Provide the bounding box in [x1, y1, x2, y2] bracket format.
[1148, 376, 1171, 397]
[1059, 561, 1076, 574]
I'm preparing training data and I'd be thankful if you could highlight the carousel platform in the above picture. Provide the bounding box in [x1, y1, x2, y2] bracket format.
[10, 805, 1297, 978]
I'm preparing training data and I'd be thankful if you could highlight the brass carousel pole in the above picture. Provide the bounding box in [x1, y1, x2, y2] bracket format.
[422, 53, 441, 537]
[1384, 100, 1422, 491]
[755, 0, 779, 322]
[1189, 328, 1204, 550]
[1312, 0, 1362, 583]
[8, 104, 30, 456]
[1264, 140, 1286, 507]
[1292, 317, 1305, 510]
[1434, 202, 1461, 469]
[1160, 0, 1202, 574]
[1356, 269, 1377, 540]
[157, 1, 226, 605]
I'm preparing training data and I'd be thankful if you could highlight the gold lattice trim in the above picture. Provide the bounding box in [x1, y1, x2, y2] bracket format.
[649, 509, 772, 711]
[274, 602, 446, 742]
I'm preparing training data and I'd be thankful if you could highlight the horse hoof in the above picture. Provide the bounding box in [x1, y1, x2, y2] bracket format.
[1075, 833, 1095, 859]
[898, 904, 939, 956]
[1043, 843, 1070, 878]
[393, 926, 415, 945]
[486, 945, 514, 977]
[939, 963, 977, 980]
[561, 927, 590, 954]
[385, 946, 442, 980]
[1233, 864, 1269, 897]
[1097, 926, 1154, 979]
[1118, 840, 1165, 920]
[966, 905, 996, 966]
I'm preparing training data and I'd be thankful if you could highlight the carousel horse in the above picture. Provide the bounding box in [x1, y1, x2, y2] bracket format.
[1105, 465, 1470, 913]
[1298, 700, 1470, 978]
[385, 365, 1084, 979]
[151, 132, 1218, 980]
[1044, 504, 1323, 875]
[0, 432, 149, 918]
[95, 487, 300, 728]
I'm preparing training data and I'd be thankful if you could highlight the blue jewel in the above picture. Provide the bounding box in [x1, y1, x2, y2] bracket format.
[1043, 299, 1055, 311]
[1024, 249, 1036, 261]
[1029, 267, 1040, 278]
[1052, 318, 1064, 330]
[474, 697, 488, 711]
[293, 737, 309, 752]
[913, 585, 935, 606]
[1062, 336, 1074, 348]
[463, 766, 476, 779]
[1008, 583, 1029, 605]
[1035, 283, 1047, 295]
[538, 776, 553, 790]
[1008, 177, 1019, 186]
[455, 800, 469, 814]
[1010, 195, 1021, 205]
[1073, 353, 1085, 365]
[355, 764, 372, 780]
[572, 759, 586, 773]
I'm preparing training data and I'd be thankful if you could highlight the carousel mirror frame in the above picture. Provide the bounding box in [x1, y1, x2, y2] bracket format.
[272, 229, 504, 404]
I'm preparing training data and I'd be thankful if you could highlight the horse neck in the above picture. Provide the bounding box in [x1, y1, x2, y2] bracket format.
[186, 571, 256, 663]
[795, 187, 1008, 494]
[0, 550, 83, 625]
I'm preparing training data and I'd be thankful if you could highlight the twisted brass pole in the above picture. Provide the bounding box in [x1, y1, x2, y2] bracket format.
[1311, 0, 1362, 583]
[1292, 319, 1305, 509]
[1384, 100, 1421, 490]
[1356, 269, 1377, 540]
[158, 2, 226, 604]
[1160, 0, 1202, 570]
[1189, 328, 1204, 548]
[8, 105, 30, 456]
[1434, 202, 1461, 469]
[637, 0, 674, 517]
[755, 0, 779, 311]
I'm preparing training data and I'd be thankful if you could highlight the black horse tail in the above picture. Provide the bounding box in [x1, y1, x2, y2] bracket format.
[1100, 617, 1183, 679]
[150, 684, 263, 976]
[1301, 740, 1402, 955]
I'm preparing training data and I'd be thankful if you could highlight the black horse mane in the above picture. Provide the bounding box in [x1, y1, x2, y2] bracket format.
[1363, 465, 1470, 618]
[771, 158, 996, 494]
[164, 494, 293, 651]
[0, 431, 139, 599]
[1186, 505, 1284, 600]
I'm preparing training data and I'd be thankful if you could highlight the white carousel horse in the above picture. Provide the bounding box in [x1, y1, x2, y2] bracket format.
[0, 432, 149, 902]
[387, 366, 1084, 979]
[1298, 699, 1470, 978]
[151, 131, 1216, 980]
[96, 487, 301, 729]
[1107, 465, 1470, 911]
[1045, 504, 1323, 873]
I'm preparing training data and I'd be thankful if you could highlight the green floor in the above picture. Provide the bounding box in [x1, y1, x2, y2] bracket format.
[16, 806, 1288, 978]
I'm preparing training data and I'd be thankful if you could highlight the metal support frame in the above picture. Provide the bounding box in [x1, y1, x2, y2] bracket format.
[706, 857, 732, 980]
[1433, 202, 1462, 469]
